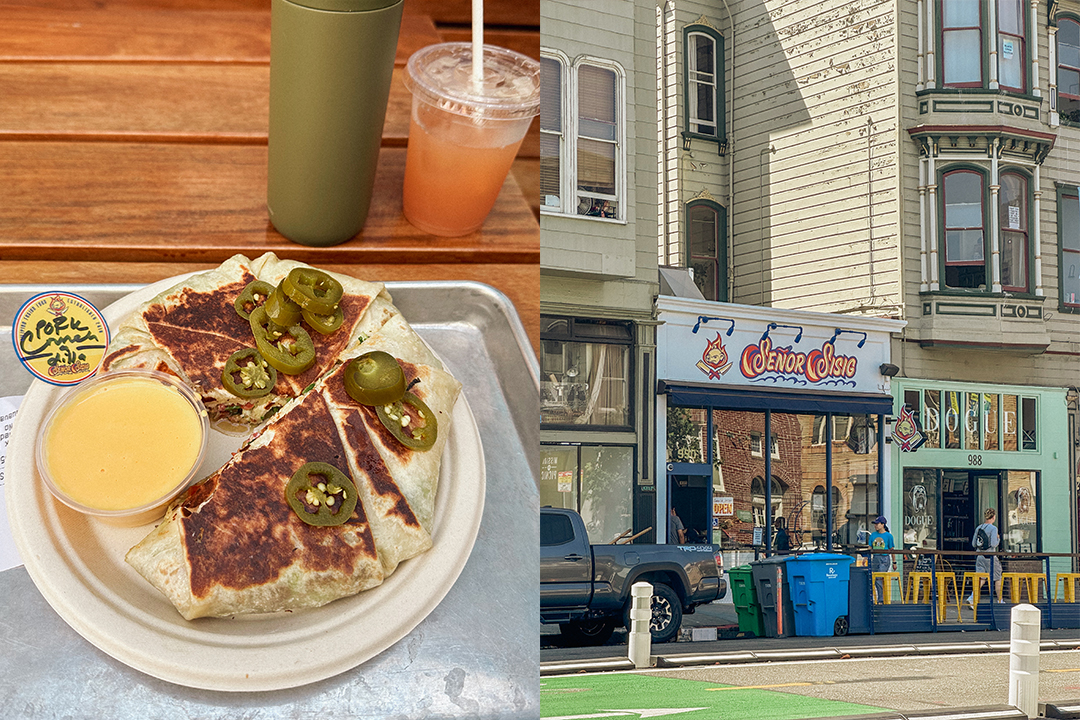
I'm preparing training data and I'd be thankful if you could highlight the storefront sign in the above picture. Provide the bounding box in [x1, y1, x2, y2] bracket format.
[656, 296, 905, 396]
[714, 495, 734, 517]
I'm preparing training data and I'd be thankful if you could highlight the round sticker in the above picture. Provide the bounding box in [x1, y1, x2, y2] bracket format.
[12, 292, 111, 386]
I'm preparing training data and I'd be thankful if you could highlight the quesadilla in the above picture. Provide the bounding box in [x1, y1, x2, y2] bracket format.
[110, 256, 461, 619]
[102, 253, 394, 431]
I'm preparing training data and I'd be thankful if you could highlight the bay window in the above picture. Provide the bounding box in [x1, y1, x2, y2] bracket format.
[998, 171, 1029, 293]
[541, 316, 632, 428]
[942, 0, 983, 87]
[943, 169, 987, 290]
[997, 0, 1026, 93]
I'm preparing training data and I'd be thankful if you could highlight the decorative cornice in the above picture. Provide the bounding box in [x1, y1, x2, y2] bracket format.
[689, 187, 717, 203]
[687, 14, 720, 34]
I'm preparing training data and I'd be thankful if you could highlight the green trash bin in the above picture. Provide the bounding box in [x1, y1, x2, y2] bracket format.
[728, 565, 765, 637]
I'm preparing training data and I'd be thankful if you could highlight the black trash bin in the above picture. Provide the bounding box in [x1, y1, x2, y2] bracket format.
[750, 555, 796, 638]
[847, 565, 872, 635]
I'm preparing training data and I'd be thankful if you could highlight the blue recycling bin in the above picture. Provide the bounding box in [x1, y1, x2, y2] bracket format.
[785, 553, 855, 637]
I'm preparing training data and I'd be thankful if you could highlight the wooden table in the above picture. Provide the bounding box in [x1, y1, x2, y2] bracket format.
[0, 0, 540, 355]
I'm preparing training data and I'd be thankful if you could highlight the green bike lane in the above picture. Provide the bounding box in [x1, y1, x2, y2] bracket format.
[540, 672, 889, 720]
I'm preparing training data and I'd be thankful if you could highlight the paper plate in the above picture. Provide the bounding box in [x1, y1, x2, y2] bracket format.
[6, 272, 485, 692]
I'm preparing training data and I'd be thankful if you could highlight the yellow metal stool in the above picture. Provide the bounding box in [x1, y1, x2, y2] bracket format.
[1055, 573, 1080, 603]
[1002, 572, 1044, 603]
[872, 571, 903, 604]
[962, 572, 991, 622]
[936, 572, 962, 621]
[906, 571, 933, 604]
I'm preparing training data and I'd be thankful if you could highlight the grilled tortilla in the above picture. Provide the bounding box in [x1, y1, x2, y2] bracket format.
[103, 253, 395, 431]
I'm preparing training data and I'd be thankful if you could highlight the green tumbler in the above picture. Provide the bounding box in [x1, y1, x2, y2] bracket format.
[267, 0, 403, 246]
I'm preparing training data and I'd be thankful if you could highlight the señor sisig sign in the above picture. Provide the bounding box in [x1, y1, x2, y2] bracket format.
[656, 297, 904, 396]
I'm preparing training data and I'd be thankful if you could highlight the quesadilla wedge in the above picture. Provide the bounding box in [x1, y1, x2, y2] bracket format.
[102, 253, 392, 431]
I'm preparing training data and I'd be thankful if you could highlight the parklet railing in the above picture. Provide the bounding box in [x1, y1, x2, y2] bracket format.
[863, 547, 1080, 632]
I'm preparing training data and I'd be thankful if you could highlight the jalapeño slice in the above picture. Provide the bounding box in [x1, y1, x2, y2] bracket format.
[248, 306, 316, 375]
[221, 347, 277, 398]
[344, 351, 406, 406]
[285, 462, 357, 527]
[376, 391, 437, 450]
[233, 280, 275, 320]
[282, 267, 343, 315]
[264, 283, 303, 327]
[302, 305, 344, 335]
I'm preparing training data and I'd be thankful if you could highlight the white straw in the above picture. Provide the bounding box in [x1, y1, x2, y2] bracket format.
[472, 0, 483, 84]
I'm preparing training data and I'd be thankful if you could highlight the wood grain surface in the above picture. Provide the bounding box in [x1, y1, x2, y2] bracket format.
[0, 0, 540, 355]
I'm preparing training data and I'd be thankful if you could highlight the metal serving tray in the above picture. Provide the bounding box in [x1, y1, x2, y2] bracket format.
[0, 280, 539, 718]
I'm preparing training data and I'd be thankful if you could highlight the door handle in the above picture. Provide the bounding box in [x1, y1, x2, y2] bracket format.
[563, 553, 585, 561]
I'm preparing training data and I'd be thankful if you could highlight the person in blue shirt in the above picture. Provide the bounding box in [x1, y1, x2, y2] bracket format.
[868, 515, 895, 602]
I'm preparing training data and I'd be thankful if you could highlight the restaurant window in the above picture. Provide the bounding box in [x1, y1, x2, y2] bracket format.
[540, 444, 634, 544]
[539, 52, 624, 220]
[904, 387, 1041, 453]
[903, 469, 939, 555]
[1004, 470, 1039, 552]
[999, 170, 1030, 293]
[667, 405, 707, 464]
[1059, 186, 1080, 311]
[708, 409, 882, 552]
[687, 199, 725, 302]
[942, 168, 987, 290]
[541, 316, 632, 428]
[684, 25, 724, 143]
[1059, 18, 1080, 124]
[941, 0, 984, 87]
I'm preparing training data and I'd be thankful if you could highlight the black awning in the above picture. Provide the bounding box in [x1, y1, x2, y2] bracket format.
[658, 380, 895, 415]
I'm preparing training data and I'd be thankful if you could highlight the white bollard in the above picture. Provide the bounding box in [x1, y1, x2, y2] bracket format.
[627, 581, 653, 669]
[1008, 603, 1041, 718]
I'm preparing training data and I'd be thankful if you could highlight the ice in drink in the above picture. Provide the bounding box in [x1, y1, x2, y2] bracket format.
[402, 43, 540, 237]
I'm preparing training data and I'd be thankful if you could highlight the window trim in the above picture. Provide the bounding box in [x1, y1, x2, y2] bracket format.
[681, 24, 726, 149]
[934, 0, 1034, 95]
[1058, 184, 1080, 314]
[685, 198, 727, 302]
[538, 48, 627, 223]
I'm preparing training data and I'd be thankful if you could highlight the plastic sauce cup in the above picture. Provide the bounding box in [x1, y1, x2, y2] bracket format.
[402, 43, 540, 237]
[36, 369, 209, 527]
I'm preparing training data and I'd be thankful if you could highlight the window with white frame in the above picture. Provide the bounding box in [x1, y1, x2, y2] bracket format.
[685, 29, 719, 138]
[1058, 18, 1080, 123]
[1060, 186, 1080, 311]
[540, 50, 624, 220]
[540, 55, 564, 212]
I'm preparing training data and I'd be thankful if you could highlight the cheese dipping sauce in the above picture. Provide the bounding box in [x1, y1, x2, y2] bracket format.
[39, 371, 208, 515]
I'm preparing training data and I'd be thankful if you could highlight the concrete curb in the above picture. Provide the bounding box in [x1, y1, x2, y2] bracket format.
[539, 638, 1080, 676]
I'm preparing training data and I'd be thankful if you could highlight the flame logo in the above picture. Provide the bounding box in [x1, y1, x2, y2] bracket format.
[48, 295, 67, 317]
[696, 333, 731, 379]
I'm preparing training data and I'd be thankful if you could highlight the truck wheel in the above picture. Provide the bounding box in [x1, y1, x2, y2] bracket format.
[559, 619, 616, 646]
[622, 582, 683, 644]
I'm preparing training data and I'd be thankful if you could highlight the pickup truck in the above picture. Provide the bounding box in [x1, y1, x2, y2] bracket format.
[540, 507, 726, 646]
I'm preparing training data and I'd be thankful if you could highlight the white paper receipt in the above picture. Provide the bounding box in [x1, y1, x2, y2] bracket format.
[0, 395, 24, 571]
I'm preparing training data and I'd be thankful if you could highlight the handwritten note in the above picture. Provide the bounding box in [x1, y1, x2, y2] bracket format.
[0, 396, 25, 571]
